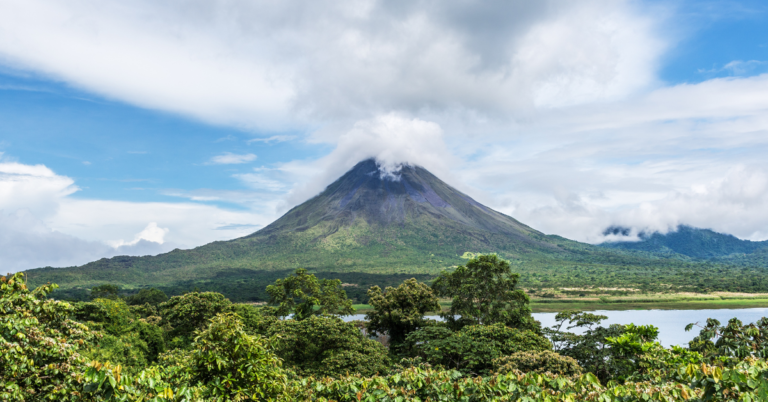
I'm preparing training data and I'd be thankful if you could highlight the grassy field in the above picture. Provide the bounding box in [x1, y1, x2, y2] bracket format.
[351, 293, 768, 314]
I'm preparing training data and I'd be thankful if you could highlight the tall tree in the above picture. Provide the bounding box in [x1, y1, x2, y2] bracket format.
[365, 278, 440, 346]
[432, 254, 537, 331]
[266, 268, 354, 320]
[90, 284, 120, 300]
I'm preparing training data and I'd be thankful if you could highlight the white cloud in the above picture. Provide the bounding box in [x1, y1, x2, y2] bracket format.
[247, 135, 296, 144]
[108, 222, 169, 248]
[0, 0, 663, 128]
[0, 160, 276, 273]
[208, 152, 257, 165]
[3, 0, 768, 254]
[282, 113, 457, 206]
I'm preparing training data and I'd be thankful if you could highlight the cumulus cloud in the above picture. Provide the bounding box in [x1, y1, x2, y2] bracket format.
[108, 222, 169, 248]
[0, 210, 175, 273]
[0, 161, 77, 218]
[208, 152, 257, 165]
[283, 113, 457, 206]
[0, 0, 663, 128]
[0, 160, 276, 273]
[2, 0, 768, 257]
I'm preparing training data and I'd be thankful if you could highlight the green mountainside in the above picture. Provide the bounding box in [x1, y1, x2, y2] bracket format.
[600, 225, 768, 266]
[24, 159, 768, 301]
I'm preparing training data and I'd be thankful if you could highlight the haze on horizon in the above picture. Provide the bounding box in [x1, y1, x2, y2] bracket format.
[1, 0, 768, 272]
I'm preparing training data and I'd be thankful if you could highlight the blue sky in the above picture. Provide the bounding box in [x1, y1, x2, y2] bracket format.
[1, 0, 767, 272]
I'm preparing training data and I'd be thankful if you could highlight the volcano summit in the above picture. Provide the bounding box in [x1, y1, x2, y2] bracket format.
[25, 159, 637, 301]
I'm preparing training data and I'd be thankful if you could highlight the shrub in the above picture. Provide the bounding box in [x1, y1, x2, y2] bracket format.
[493, 350, 583, 376]
[0, 274, 96, 401]
[268, 315, 390, 377]
[159, 291, 233, 342]
[406, 323, 551, 375]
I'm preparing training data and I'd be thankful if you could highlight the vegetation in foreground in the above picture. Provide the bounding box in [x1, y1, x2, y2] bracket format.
[6, 254, 768, 401]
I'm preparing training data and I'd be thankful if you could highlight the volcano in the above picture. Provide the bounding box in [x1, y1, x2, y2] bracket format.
[251, 158, 563, 256]
[26, 159, 586, 301]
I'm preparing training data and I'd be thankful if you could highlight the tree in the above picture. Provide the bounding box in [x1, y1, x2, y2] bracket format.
[0, 273, 97, 401]
[365, 278, 440, 346]
[266, 268, 354, 320]
[405, 323, 551, 375]
[159, 291, 233, 343]
[545, 310, 659, 383]
[125, 288, 168, 306]
[432, 254, 537, 331]
[492, 350, 583, 376]
[686, 317, 768, 359]
[267, 315, 390, 377]
[192, 313, 289, 400]
[90, 284, 120, 300]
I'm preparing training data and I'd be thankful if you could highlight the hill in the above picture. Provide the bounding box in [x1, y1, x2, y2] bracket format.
[600, 225, 768, 265]
[24, 159, 768, 301]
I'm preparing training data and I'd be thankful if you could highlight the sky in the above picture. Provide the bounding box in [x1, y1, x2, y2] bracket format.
[1, 0, 768, 272]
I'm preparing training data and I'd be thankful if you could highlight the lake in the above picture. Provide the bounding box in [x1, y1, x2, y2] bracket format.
[343, 308, 768, 347]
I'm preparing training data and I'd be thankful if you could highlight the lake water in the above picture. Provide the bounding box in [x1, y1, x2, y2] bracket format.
[343, 308, 768, 347]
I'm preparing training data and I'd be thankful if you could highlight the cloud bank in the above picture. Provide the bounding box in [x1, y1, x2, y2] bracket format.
[1, 0, 768, 271]
[0, 161, 274, 273]
[0, 0, 662, 128]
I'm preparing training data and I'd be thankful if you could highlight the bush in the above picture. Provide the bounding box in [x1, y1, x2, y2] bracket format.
[0, 274, 96, 401]
[125, 288, 168, 306]
[493, 350, 583, 376]
[268, 315, 390, 377]
[365, 278, 440, 347]
[159, 291, 233, 342]
[406, 323, 552, 375]
[191, 313, 289, 400]
[83, 332, 149, 373]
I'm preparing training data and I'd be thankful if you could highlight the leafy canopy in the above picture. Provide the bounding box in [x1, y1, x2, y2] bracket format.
[90, 284, 120, 300]
[267, 315, 390, 377]
[405, 323, 551, 375]
[432, 254, 537, 331]
[0, 273, 96, 401]
[125, 288, 168, 306]
[365, 278, 440, 346]
[159, 291, 233, 342]
[267, 268, 354, 320]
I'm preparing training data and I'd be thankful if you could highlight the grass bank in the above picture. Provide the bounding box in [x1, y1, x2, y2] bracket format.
[352, 293, 768, 314]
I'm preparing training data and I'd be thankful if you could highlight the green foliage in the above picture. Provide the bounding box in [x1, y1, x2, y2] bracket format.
[267, 268, 354, 320]
[492, 350, 583, 376]
[74, 298, 133, 335]
[231, 303, 277, 335]
[0, 273, 96, 401]
[191, 313, 290, 401]
[125, 288, 168, 306]
[433, 254, 538, 331]
[83, 332, 149, 373]
[267, 315, 390, 377]
[159, 291, 233, 342]
[90, 283, 121, 300]
[365, 278, 440, 346]
[687, 316, 768, 359]
[406, 323, 551, 375]
[546, 310, 662, 384]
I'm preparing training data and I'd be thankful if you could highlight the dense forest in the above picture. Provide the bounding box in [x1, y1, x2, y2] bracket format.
[5, 254, 768, 401]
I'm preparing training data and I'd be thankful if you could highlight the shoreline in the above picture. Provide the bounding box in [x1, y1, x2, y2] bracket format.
[352, 295, 768, 314]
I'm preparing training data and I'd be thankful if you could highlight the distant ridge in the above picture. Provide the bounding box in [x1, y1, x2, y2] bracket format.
[600, 225, 768, 259]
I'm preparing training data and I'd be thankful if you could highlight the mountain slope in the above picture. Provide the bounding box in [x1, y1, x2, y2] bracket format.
[601, 225, 768, 260]
[24, 159, 768, 301]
